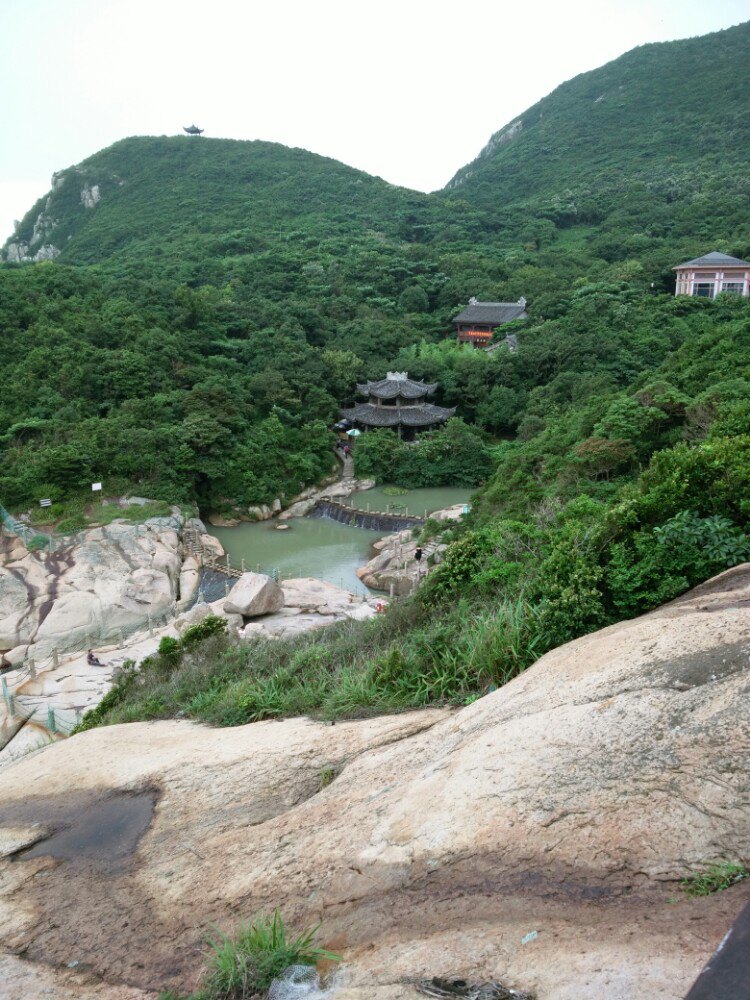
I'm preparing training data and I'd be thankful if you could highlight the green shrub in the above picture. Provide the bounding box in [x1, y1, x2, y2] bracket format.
[56, 513, 87, 534]
[355, 419, 493, 488]
[417, 517, 443, 545]
[611, 436, 750, 532]
[606, 510, 750, 616]
[424, 520, 540, 602]
[158, 635, 181, 659]
[535, 546, 606, 647]
[181, 615, 229, 649]
[72, 660, 137, 733]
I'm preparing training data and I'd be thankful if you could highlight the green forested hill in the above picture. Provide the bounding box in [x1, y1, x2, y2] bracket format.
[445, 21, 750, 273]
[2, 22, 744, 732]
[7, 136, 461, 277]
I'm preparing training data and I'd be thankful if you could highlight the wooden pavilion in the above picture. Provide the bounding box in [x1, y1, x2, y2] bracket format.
[340, 372, 455, 439]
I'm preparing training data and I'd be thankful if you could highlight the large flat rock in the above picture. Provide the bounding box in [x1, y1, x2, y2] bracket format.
[0, 567, 749, 998]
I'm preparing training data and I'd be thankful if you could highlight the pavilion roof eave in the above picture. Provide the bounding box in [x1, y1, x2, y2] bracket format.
[340, 403, 456, 427]
[673, 251, 750, 269]
[356, 379, 439, 400]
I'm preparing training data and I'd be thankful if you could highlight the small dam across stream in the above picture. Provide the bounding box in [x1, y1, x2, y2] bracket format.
[310, 499, 425, 532]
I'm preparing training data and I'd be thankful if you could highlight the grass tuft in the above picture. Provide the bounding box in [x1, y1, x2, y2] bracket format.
[680, 861, 749, 897]
[167, 910, 339, 999]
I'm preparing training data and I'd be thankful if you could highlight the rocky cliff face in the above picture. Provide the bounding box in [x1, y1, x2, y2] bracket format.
[1, 166, 111, 263]
[0, 514, 199, 664]
[0, 566, 748, 999]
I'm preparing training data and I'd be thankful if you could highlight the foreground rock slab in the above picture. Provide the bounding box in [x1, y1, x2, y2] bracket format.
[1, 567, 749, 998]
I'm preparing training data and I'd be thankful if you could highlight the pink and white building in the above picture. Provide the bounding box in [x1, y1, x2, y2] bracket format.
[674, 251, 750, 298]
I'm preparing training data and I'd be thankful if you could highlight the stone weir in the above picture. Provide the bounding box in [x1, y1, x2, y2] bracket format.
[310, 498, 425, 532]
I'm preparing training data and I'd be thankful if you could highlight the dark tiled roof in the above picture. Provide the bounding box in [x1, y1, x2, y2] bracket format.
[674, 251, 750, 269]
[452, 302, 528, 325]
[340, 403, 456, 427]
[357, 373, 437, 400]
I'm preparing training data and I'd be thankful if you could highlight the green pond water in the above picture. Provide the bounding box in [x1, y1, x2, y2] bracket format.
[207, 517, 385, 596]
[207, 486, 471, 597]
[346, 485, 473, 517]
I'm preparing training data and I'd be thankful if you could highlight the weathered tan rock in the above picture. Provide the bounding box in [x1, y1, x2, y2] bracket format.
[206, 513, 240, 527]
[1, 567, 749, 998]
[223, 572, 284, 616]
[0, 722, 59, 769]
[238, 621, 272, 640]
[281, 577, 363, 614]
[241, 611, 341, 639]
[0, 562, 38, 648]
[0, 516, 189, 658]
[357, 515, 449, 592]
[247, 504, 273, 521]
[173, 602, 214, 633]
[431, 503, 468, 522]
[0, 954, 156, 1000]
[233, 579, 378, 640]
[0, 644, 29, 668]
[199, 533, 224, 558]
[178, 557, 201, 607]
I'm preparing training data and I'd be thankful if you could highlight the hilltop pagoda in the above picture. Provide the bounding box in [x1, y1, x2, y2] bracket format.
[340, 372, 455, 439]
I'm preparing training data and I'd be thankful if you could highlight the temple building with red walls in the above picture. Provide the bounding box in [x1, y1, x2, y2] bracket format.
[452, 297, 528, 348]
[673, 251, 750, 298]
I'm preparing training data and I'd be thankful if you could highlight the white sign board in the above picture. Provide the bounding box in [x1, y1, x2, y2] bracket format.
[39, 499, 52, 508]
[91, 482, 102, 492]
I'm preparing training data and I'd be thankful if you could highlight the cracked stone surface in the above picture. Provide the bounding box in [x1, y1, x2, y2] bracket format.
[0, 566, 749, 998]
[0, 517, 188, 661]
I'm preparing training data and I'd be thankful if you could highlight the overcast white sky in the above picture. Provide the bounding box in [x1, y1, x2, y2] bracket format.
[0, 0, 747, 243]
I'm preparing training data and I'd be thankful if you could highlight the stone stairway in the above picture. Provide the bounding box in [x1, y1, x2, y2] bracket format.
[334, 445, 354, 479]
[182, 525, 203, 557]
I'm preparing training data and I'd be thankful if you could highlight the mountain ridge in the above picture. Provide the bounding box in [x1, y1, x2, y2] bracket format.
[443, 20, 750, 240]
[3, 135, 436, 268]
[4, 20, 749, 272]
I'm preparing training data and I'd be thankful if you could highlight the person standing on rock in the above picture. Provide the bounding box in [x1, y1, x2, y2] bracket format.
[414, 547, 423, 576]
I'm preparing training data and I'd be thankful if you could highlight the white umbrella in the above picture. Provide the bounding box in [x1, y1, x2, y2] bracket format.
[346, 428, 362, 437]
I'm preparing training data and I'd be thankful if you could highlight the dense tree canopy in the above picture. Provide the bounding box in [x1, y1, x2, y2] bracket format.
[2, 21, 749, 522]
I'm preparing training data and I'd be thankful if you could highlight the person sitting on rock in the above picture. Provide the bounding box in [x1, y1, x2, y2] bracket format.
[87, 649, 104, 666]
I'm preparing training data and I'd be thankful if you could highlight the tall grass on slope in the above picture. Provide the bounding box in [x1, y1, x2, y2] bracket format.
[76, 597, 550, 731]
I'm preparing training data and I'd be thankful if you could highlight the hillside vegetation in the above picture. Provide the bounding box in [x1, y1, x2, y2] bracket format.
[446, 22, 750, 276]
[3, 23, 750, 729]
